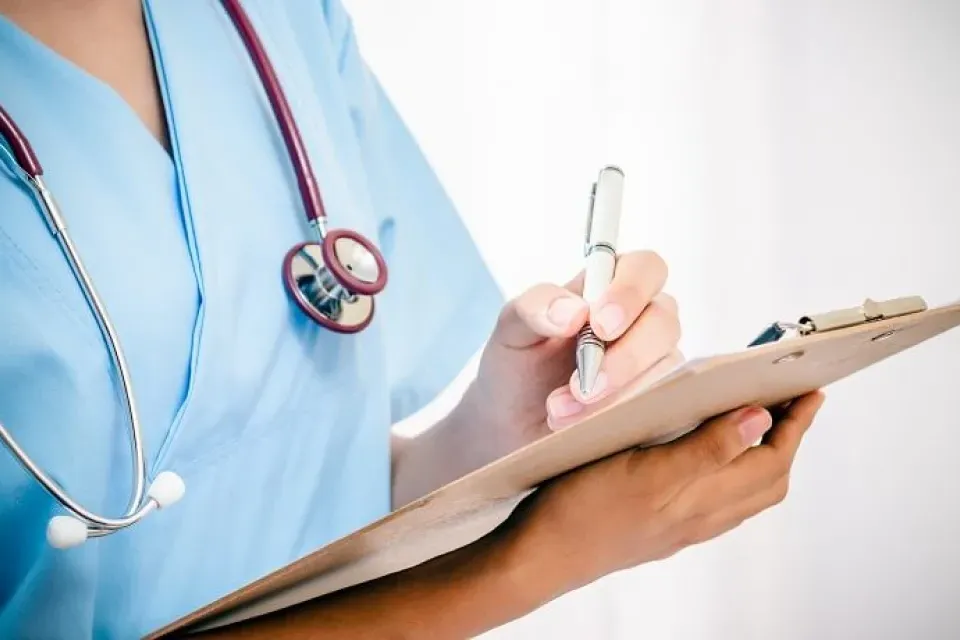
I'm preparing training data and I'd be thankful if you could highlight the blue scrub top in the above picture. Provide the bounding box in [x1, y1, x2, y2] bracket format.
[0, 1, 503, 637]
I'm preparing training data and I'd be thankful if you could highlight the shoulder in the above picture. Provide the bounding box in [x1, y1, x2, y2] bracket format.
[235, 0, 356, 60]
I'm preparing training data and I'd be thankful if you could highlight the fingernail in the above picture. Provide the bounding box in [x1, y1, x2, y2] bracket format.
[738, 407, 772, 445]
[546, 390, 584, 427]
[594, 304, 624, 337]
[547, 297, 586, 329]
[572, 371, 608, 402]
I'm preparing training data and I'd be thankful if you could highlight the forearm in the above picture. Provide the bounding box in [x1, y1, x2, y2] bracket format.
[197, 525, 548, 639]
[392, 382, 502, 508]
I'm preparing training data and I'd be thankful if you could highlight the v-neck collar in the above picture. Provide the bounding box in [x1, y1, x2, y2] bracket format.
[0, 9, 175, 169]
[139, 0, 208, 476]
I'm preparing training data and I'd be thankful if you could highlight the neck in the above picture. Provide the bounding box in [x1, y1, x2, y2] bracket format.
[0, 0, 171, 154]
[0, 0, 146, 51]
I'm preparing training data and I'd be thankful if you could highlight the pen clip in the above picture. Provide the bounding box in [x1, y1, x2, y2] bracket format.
[583, 181, 597, 257]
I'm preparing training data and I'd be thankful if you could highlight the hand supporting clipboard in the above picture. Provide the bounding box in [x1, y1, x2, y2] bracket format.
[150, 294, 960, 638]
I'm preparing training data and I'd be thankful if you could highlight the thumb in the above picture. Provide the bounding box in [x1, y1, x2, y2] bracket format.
[661, 405, 774, 480]
[493, 283, 589, 349]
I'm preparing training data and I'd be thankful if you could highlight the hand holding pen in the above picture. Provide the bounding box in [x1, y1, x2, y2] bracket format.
[564, 166, 682, 414]
[465, 165, 683, 449]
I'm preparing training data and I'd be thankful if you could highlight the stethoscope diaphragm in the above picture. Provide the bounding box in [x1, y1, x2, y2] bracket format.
[282, 228, 387, 333]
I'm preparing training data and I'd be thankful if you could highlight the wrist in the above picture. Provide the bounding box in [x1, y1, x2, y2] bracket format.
[391, 382, 495, 507]
[420, 381, 504, 475]
[446, 380, 515, 465]
[489, 501, 587, 615]
[376, 523, 552, 637]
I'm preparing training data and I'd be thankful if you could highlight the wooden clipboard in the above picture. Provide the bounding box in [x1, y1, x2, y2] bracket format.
[149, 295, 960, 638]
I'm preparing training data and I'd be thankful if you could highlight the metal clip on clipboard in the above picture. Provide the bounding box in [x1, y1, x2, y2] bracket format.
[748, 296, 929, 347]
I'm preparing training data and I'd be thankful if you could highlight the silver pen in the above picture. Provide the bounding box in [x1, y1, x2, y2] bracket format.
[576, 166, 625, 396]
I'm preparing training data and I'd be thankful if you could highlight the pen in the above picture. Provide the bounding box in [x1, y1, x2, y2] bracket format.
[576, 165, 625, 396]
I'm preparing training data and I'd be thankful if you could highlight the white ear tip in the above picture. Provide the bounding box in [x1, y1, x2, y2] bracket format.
[148, 471, 185, 508]
[47, 516, 89, 549]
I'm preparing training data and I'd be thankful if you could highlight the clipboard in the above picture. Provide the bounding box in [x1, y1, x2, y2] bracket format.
[149, 294, 960, 638]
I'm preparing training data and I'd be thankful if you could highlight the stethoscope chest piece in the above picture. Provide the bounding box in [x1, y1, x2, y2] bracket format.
[283, 228, 388, 333]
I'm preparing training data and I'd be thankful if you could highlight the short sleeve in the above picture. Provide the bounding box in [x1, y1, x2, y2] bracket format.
[324, 1, 504, 422]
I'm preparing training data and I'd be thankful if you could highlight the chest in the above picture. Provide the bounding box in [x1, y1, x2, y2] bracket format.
[0, 0, 387, 499]
[0, 5, 402, 638]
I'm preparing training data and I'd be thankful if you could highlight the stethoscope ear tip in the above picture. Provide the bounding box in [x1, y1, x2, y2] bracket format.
[47, 515, 89, 549]
[44, 472, 186, 549]
[148, 471, 186, 509]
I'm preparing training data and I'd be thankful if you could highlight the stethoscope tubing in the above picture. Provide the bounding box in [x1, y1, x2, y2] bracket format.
[0, 175, 152, 531]
[220, 0, 328, 229]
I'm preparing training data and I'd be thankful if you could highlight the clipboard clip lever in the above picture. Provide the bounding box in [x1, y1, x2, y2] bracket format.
[748, 295, 928, 347]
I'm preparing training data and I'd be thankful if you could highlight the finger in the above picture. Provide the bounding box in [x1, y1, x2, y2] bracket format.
[562, 270, 586, 297]
[613, 347, 686, 400]
[718, 390, 825, 486]
[635, 404, 774, 488]
[568, 292, 680, 404]
[761, 390, 825, 453]
[546, 348, 686, 430]
[588, 250, 668, 341]
[673, 391, 825, 514]
[493, 283, 589, 349]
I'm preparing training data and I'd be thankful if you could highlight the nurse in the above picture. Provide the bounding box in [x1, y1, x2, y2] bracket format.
[0, 1, 826, 638]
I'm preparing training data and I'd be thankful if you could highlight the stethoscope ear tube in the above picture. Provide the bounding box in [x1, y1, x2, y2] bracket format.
[44, 472, 186, 549]
[1, 418, 186, 549]
[0, 172, 187, 547]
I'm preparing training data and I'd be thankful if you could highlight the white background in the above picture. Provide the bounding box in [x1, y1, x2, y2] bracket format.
[345, 1, 960, 638]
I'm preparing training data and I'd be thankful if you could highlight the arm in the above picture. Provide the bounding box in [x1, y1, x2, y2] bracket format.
[199, 392, 826, 639]
[198, 520, 546, 639]
[391, 382, 505, 509]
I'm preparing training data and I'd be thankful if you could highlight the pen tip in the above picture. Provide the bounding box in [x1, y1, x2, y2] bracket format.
[576, 345, 602, 397]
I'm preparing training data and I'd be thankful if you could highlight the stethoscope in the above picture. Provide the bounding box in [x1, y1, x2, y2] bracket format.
[0, 0, 389, 549]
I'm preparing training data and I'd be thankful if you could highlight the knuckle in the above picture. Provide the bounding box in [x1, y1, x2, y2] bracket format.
[625, 450, 680, 509]
[513, 283, 565, 317]
[772, 476, 791, 505]
[679, 516, 714, 547]
[622, 251, 668, 302]
[667, 310, 682, 346]
[649, 296, 682, 345]
[702, 432, 735, 469]
[655, 291, 678, 315]
[495, 298, 519, 328]
[522, 282, 561, 303]
[757, 447, 791, 478]
[607, 281, 636, 306]
[640, 250, 669, 281]
[774, 450, 796, 477]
